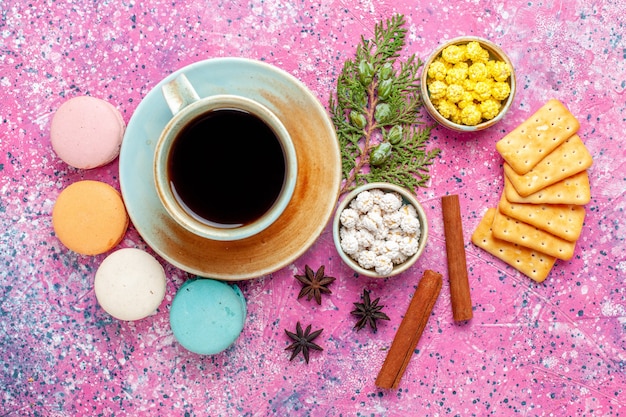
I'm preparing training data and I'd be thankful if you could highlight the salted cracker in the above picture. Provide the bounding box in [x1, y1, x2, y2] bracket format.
[471, 208, 556, 282]
[496, 99, 580, 175]
[503, 172, 591, 205]
[491, 208, 576, 261]
[498, 194, 586, 242]
[504, 134, 593, 197]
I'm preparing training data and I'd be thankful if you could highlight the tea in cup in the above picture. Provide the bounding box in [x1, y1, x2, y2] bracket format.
[154, 74, 298, 241]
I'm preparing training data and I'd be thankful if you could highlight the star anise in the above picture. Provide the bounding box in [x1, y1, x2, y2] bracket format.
[284, 321, 324, 364]
[294, 265, 336, 305]
[351, 289, 391, 332]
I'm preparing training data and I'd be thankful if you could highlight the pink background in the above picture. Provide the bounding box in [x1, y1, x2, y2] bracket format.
[1, 0, 625, 416]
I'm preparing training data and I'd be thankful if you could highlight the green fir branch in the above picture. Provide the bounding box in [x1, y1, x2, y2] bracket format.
[369, 125, 440, 189]
[329, 14, 440, 194]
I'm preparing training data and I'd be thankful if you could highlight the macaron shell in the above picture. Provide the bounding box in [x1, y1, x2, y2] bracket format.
[95, 248, 167, 321]
[170, 278, 247, 355]
[51, 96, 125, 169]
[52, 180, 129, 255]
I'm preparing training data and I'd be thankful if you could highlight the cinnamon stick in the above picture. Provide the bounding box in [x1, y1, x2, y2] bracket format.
[441, 194, 473, 321]
[375, 270, 442, 389]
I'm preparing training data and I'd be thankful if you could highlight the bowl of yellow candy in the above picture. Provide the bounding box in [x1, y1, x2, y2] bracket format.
[421, 36, 516, 132]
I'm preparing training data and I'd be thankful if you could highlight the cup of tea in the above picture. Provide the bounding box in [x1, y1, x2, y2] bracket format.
[154, 74, 298, 241]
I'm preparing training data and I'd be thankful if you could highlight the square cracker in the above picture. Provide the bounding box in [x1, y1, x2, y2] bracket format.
[503, 171, 591, 205]
[504, 134, 593, 197]
[496, 99, 580, 175]
[471, 208, 556, 282]
[498, 193, 586, 242]
[492, 208, 576, 260]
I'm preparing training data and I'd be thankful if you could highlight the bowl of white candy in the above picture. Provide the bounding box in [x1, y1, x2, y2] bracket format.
[333, 182, 429, 278]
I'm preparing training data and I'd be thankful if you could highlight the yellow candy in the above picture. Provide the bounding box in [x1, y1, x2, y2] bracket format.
[466, 41, 490, 63]
[426, 40, 512, 125]
[473, 81, 492, 101]
[460, 104, 483, 126]
[457, 91, 476, 110]
[445, 62, 468, 85]
[480, 99, 501, 120]
[463, 78, 477, 91]
[427, 60, 448, 81]
[491, 81, 511, 101]
[446, 84, 465, 103]
[441, 44, 466, 64]
[436, 99, 460, 120]
[428, 80, 448, 100]
[490, 60, 512, 82]
[468, 62, 488, 81]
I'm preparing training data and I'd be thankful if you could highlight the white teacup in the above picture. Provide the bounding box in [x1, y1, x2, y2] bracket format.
[154, 74, 298, 241]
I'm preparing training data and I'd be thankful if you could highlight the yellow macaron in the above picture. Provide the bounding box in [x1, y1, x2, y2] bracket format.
[52, 180, 129, 255]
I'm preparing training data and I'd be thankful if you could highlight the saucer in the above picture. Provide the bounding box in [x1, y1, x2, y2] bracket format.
[119, 58, 341, 280]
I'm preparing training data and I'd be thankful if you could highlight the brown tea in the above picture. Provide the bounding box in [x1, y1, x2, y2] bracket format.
[167, 108, 286, 228]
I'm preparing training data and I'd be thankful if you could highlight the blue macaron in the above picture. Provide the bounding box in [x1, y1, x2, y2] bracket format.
[170, 277, 246, 355]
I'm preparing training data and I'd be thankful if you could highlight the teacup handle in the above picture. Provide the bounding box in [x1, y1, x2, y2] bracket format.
[162, 74, 201, 115]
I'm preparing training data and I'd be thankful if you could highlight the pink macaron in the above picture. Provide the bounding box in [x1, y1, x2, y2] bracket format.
[50, 96, 125, 169]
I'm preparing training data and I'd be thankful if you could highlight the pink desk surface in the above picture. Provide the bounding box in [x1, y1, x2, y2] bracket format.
[1, 0, 624, 416]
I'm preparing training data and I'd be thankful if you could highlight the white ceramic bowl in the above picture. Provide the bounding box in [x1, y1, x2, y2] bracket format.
[421, 36, 516, 132]
[333, 182, 428, 278]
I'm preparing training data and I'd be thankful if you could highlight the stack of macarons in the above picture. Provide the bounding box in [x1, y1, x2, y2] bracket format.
[49, 95, 246, 354]
[51, 95, 129, 256]
[50, 96, 167, 322]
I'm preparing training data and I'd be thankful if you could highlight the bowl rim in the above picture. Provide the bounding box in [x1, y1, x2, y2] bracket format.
[420, 35, 517, 132]
[332, 182, 429, 278]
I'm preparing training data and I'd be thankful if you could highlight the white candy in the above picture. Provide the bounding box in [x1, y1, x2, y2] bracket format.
[369, 204, 382, 217]
[338, 188, 422, 274]
[380, 192, 403, 212]
[400, 214, 420, 235]
[391, 252, 408, 265]
[365, 210, 383, 228]
[360, 215, 380, 234]
[340, 227, 358, 241]
[353, 190, 374, 213]
[356, 228, 375, 248]
[340, 233, 360, 255]
[357, 250, 377, 269]
[387, 228, 404, 243]
[382, 211, 402, 229]
[370, 239, 386, 256]
[382, 240, 401, 259]
[374, 255, 394, 276]
[399, 235, 419, 257]
[400, 203, 417, 218]
[374, 225, 390, 241]
[369, 188, 385, 203]
[339, 207, 360, 229]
